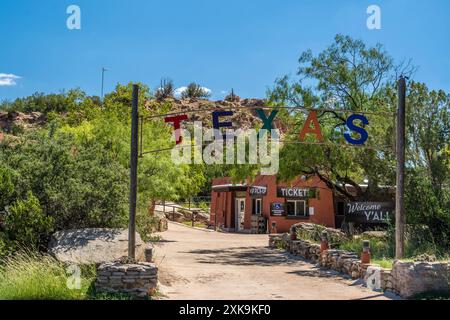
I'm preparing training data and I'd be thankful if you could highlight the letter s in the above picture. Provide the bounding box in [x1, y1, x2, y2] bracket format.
[344, 114, 369, 145]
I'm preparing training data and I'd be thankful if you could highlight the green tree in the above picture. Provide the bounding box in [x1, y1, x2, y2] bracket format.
[267, 34, 412, 200]
[404, 81, 450, 249]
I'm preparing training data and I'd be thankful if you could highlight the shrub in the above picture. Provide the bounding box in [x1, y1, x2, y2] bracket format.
[181, 83, 211, 99]
[155, 79, 174, 101]
[0, 251, 94, 300]
[0, 237, 6, 259]
[0, 132, 129, 230]
[0, 166, 15, 210]
[3, 192, 54, 250]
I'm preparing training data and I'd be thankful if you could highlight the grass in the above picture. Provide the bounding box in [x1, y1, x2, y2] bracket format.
[337, 237, 394, 262]
[0, 250, 141, 300]
[0, 250, 94, 300]
[370, 258, 394, 269]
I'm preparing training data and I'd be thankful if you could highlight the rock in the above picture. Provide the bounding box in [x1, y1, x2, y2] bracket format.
[412, 253, 437, 262]
[361, 231, 388, 239]
[48, 228, 147, 264]
[96, 262, 158, 298]
[391, 260, 450, 298]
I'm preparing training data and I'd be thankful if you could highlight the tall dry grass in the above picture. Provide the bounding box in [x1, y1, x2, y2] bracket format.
[0, 250, 94, 300]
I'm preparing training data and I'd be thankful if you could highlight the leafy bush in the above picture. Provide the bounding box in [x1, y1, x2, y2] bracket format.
[0, 251, 94, 300]
[3, 192, 54, 250]
[0, 132, 129, 231]
[0, 166, 15, 210]
[0, 237, 6, 259]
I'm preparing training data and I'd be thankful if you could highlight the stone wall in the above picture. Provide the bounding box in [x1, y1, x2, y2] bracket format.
[96, 262, 158, 298]
[269, 233, 450, 298]
[390, 261, 450, 298]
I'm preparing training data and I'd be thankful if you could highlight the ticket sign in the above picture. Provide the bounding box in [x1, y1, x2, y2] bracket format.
[270, 202, 285, 216]
[277, 187, 316, 198]
[345, 202, 394, 224]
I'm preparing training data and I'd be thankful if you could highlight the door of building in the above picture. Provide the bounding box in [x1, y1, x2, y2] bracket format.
[235, 198, 246, 231]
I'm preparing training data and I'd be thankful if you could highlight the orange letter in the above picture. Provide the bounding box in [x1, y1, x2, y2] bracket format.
[299, 111, 324, 142]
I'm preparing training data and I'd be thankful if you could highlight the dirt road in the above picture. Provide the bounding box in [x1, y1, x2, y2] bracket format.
[153, 222, 397, 300]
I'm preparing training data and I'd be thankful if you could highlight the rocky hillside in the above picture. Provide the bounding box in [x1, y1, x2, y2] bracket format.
[0, 97, 288, 141]
[0, 111, 45, 134]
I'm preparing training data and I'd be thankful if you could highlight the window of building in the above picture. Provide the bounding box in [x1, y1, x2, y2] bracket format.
[252, 198, 262, 215]
[286, 200, 307, 217]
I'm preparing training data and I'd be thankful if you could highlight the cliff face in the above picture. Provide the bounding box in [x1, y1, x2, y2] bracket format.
[0, 111, 45, 134]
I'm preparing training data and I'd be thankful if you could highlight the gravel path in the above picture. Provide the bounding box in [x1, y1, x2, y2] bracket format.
[154, 222, 398, 300]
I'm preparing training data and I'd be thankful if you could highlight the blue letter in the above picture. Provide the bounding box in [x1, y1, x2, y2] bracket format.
[344, 114, 369, 145]
[212, 111, 233, 140]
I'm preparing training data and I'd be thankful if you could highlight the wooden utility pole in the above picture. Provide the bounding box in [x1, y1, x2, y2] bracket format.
[395, 76, 406, 259]
[128, 84, 139, 260]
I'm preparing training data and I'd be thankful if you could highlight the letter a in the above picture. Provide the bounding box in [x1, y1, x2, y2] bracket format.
[299, 111, 324, 142]
[366, 5, 381, 30]
[66, 5, 81, 30]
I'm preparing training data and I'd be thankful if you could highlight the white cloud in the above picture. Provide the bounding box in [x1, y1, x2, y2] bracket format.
[202, 87, 212, 95]
[0, 73, 21, 86]
[174, 86, 212, 97]
[174, 86, 188, 97]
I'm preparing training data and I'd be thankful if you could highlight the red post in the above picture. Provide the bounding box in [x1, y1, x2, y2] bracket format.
[361, 240, 371, 264]
[320, 231, 329, 252]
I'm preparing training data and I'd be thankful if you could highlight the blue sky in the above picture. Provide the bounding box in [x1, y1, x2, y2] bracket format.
[1, 0, 449, 101]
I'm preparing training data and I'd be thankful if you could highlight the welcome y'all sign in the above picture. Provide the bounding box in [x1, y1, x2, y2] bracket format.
[345, 202, 394, 224]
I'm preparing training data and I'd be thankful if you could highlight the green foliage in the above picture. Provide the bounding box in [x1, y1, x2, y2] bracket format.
[0, 89, 92, 114]
[0, 237, 6, 259]
[404, 81, 450, 249]
[268, 34, 404, 201]
[0, 251, 93, 300]
[0, 166, 15, 210]
[268, 34, 449, 253]
[103, 82, 152, 119]
[0, 131, 129, 232]
[3, 192, 54, 250]
[337, 237, 394, 261]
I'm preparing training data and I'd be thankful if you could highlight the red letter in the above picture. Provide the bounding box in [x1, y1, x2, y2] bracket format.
[299, 111, 324, 142]
[165, 115, 188, 144]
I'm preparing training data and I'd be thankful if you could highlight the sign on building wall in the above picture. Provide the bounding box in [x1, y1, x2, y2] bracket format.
[277, 187, 316, 198]
[270, 202, 285, 216]
[249, 186, 267, 196]
[345, 202, 394, 224]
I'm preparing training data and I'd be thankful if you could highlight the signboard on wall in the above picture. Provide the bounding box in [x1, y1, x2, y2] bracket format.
[277, 187, 315, 198]
[270, 202, 285, 216]
[249, 186, 267, 196]
[345, 202, 394, 224]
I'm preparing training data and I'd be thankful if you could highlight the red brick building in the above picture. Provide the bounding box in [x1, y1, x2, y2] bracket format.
[210, 175, 339, 233]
